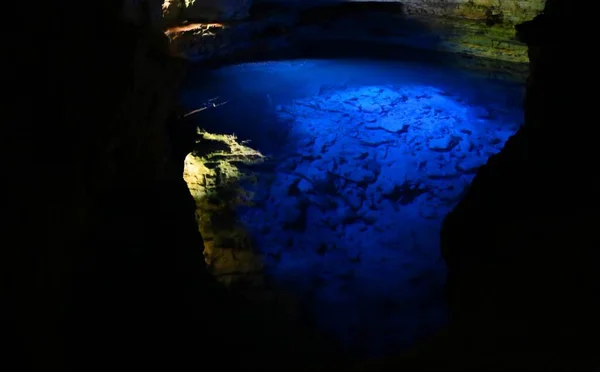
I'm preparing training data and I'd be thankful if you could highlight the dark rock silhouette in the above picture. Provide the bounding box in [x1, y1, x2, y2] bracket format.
[440, 0, 599, 366]
[4, 1, 274, 371]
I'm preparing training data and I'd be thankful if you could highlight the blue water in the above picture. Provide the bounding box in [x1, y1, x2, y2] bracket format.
[180, 58, 523, 356]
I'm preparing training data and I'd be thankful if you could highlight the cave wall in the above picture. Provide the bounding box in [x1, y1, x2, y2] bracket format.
[7, 6, 183, 370]
[253, 0, 546, 23]
[7, 0, 346, 369]
[439, 0, 600, 361]
[4, 0, 260, 370]
[165, 0, 545, 80]
[363, 0, 545, 24]
[164, 0, 548, 25]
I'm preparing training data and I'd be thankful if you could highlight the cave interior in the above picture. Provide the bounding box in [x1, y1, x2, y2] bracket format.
[5, 0, 599, 371]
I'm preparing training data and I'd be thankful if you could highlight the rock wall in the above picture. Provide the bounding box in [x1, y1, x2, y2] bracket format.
[391, 0, 545, 24]
[166, 0, 545, 80]
[439, 0, 600, 362]
[5, 0, 299, 370]
[6, 0, 193, 367]
[254, 0, 546, 23]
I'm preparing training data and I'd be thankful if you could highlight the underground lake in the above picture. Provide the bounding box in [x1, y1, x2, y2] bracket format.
[178, 56, 524, 357]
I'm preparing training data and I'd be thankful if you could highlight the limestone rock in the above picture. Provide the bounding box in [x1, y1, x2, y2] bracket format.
[166, 23, 229, 60]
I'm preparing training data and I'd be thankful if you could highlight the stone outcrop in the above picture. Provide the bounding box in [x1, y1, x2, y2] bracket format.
[165, 15, 292, 63]
[182, 130, 266, 286]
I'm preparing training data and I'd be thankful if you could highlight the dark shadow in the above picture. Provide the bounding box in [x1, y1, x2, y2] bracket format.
[195, 43, 528, 84]
[295, 1, 406, 24]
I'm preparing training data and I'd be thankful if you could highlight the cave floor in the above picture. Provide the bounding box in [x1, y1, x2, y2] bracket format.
[180, 58, 523, 356]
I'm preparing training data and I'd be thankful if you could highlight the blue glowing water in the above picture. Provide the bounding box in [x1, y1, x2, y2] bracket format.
[180, 58, 523, 356]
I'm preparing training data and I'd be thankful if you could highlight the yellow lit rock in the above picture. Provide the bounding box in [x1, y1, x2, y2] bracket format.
[183, 129, 266, 286]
